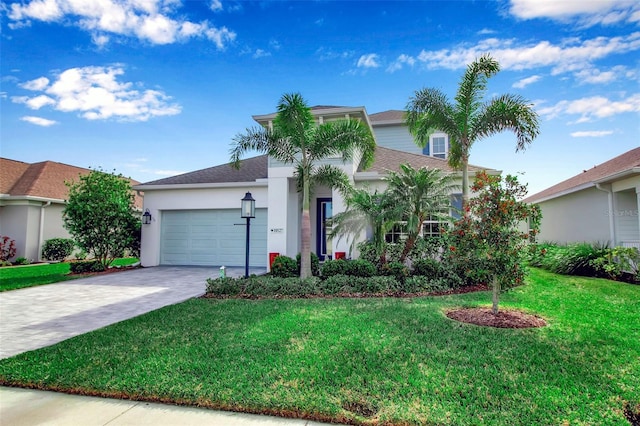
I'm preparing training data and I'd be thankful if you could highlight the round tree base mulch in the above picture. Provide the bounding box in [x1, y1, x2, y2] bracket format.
[446, 307, 547, 328]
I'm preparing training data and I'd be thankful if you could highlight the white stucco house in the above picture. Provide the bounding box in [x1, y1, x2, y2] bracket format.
[523, 147, 640, 248]
[135, 106, 496, 269]
[0, 158, 142, 261]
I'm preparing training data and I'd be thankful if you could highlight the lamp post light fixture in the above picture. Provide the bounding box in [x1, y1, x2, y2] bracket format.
[240, 192, 255, 278]
[142, 209, 152, 225]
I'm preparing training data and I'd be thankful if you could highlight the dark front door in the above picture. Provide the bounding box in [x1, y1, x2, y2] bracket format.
[316, 198, 333, 260]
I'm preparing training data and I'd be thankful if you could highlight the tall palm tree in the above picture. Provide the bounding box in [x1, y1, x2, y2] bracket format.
[406, 54, 539, 212]
[385, 164, 460, 262]
[331, 188, 401, 264]
[230, 93, 376, 278]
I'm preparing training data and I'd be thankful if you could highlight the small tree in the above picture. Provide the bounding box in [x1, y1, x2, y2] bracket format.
[63, 169, 140, 268]
[453, 171, 541, 314]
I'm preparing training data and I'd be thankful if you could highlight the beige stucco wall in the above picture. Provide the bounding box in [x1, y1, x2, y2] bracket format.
[536, 187, 611, 244]
[0, 201, 72, 261]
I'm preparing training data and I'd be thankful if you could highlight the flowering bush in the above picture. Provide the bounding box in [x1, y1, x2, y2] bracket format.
[447, 172, 541, 313]
[0, 236, 17, 262]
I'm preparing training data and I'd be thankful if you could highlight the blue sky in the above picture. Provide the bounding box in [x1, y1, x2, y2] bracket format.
[1, 0, 638, 196]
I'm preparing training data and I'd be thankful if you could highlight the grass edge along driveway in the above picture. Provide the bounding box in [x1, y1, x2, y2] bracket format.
[0, 258, 139, 292]
[0, 268, 638, 425]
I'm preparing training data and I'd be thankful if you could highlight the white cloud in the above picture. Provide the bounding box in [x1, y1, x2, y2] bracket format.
[512, 75, 541, 88]
[12, 65, 181, 122]
[20, 116, 58, 126]
[509, 0, 640, 26]
[415, 33, 640, 83]
[253, 49, 270, 59]
[570, 130, 614, 137]
[12, 94, 56, 109]
[7, 0, 236, 48]
[316, 47, 354, 61]
[386, 54, 416, 73]
[538, 94, 640, 122]
[477, 28, 496, 35]
[20, 76, 49, 91]
[357, 53, 380, 68]
[210, 0, 222, 12]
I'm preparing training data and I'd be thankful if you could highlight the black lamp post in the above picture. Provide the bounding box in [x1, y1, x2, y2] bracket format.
[240, 192, 255, 278]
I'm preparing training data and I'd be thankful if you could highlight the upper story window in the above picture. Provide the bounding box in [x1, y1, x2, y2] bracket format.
[422, 133, 449, 159]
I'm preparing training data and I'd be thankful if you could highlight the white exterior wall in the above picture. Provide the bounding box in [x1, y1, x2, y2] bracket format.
[372, 125, 420, 154]
[536, 187, 611, 244]
[140, 185, 268, 267]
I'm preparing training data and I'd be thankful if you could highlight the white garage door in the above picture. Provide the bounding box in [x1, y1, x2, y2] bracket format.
[160, 209, 267, 266]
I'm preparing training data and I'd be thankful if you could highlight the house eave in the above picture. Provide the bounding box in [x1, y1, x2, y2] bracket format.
[593, 167, 640, 184]
[526, 182, 595, 205]
[0, 194, 66, 205]
[133, 181, 268, 191]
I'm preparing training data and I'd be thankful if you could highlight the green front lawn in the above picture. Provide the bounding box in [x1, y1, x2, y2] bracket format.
[0, 258, 139, 292]
[0, 268, 638, 425]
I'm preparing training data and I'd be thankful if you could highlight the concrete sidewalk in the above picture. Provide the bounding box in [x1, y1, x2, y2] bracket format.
[0, 387, 328, 425]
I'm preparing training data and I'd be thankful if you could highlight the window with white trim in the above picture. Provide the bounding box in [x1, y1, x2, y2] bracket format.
[385, 215, 447, 242]
[422, 133, 449, 159]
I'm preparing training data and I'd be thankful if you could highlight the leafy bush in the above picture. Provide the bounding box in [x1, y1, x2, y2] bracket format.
[321, 259, 348, 277]
[356, 241, 379, 265]
[345, 259, 376, 277]
[412, 258, 442, 277]
[540, 243, 606, 276]
[206, 277, 242, 296]
[379, 261, 409, 283]
[271, 255, 298, 278]
[13, 257, 30, 265]
[408, 236, 446, 262]
[70, 260, 105, 274]
[42, 238, 76, 261]
[0, 236, 17, 261]
[590, 246, 639, 282]
[319, 274, 399, 294]
[296, 252, 320, 276]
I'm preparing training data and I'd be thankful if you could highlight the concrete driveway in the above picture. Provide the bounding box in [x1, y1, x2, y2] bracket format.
[0, 265, 264, 359]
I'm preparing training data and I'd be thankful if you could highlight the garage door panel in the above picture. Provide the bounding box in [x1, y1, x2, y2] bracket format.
[160, 208, 267, 266]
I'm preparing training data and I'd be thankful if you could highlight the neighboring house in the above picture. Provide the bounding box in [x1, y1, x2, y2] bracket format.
[523, 147, 640, 248]
[0, 159, 142, 261]
[135, 106, 497, 268]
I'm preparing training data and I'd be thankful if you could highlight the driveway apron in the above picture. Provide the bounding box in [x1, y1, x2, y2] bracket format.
[0, 266, 261, 359]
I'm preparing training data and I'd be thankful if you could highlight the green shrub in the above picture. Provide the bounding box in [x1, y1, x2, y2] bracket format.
[296, 252, 320, 276]
[541, 243, 606, 276]
[271, 255, 298, 278]
[412, 258, 442, 277]
[321, 259, 348, 277]
[356, 241, 379, 265]
[590, 246, 640, 282]
[408, 236, 446, 262]
[345, 259, 376, 277]
[42, 238, 75, 261]
[226, 276, 321, 297]
[379, 261, 409, 283]
[403, 276, 457, 293]
[319, 274, 352, 294]
[206, 277, 242, 296]
[13, 257, 30, 265]
[70, 260, 105, 274]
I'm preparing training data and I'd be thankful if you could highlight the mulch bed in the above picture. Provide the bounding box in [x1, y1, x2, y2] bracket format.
[70, 265, 141, 277]
[446, 307, 547, 328]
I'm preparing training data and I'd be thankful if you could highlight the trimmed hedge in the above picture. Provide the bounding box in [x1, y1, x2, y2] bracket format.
[42, 238, 75, 261]
[70, 260, 105, 274]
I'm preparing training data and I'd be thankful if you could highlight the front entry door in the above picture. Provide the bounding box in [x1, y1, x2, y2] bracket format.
[317, 198, 333, 261]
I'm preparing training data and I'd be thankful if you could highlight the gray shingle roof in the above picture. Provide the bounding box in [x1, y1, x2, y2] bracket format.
[523, 147, 640, 203]
[142, 155, 268, 185]
[369, 110, 405, 123]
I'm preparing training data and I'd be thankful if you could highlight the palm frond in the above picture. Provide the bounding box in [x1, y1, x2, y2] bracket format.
[229, 126, 271, 169]
[311, 119, 376, 170]
[472, 94, 540, 151]
[406, 88, 457, 147]
[312, 164, 353, 198]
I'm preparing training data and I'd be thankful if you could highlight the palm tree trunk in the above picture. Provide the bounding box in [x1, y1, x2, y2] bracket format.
[300, 173, 312, 279]
[461, 153, 470, 217]
[492, 275, 500, 314]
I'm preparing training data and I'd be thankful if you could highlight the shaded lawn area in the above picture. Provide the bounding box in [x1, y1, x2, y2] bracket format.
[0, 268, 638, 425]
[0, 258, 140, 292]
